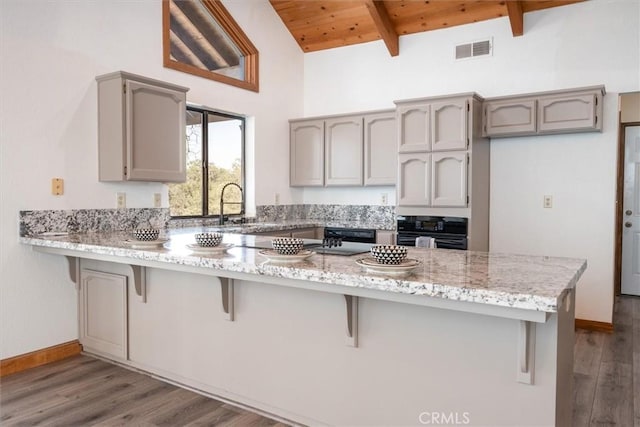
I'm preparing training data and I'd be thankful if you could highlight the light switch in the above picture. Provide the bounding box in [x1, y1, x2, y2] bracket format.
[51, 178, 64, 195]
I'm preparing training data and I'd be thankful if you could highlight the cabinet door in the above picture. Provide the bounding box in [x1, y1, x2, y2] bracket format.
[431, 99, 468, 151]
[126, 80, 187, 182]
[325, 116, 363, 186]
[397, 104, 430, 153]
[537, 94, 599, 133]
[290, 120, 324, 186]
[376, 231, 395, 244]
[80, 269, 128, 359]
[364, 112, 397, 186]
[397, 153, 430, 206]
[291, 228, 318, 239]
[431, 152, 468, 207]
[483, 99, 536, 137]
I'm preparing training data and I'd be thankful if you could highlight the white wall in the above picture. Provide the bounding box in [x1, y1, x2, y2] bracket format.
[302, 0, 640, 323]
[0, 0, 303, 358]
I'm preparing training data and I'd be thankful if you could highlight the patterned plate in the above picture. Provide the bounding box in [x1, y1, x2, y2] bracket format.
[123, 238, 168, 249]
[186, 243, 234, 254]
[259, 249, 315, 263]
[356, 257, 421, 275]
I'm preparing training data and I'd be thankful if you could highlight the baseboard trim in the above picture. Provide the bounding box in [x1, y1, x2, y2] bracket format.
[575, 319, 614, 333]
[0, 340, 83, 377]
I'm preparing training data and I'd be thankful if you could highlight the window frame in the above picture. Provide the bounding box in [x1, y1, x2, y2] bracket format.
[169, 104, 246, 219]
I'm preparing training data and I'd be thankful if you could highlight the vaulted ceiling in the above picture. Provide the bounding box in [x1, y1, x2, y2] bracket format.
[269, 0, 582, 56]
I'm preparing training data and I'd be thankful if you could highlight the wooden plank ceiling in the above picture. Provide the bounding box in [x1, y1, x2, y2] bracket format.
[269, 0, 582, 56]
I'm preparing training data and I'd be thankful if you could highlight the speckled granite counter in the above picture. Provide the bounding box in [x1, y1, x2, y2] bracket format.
[19, 227, 586, 425]
[20, 227, 586, 315]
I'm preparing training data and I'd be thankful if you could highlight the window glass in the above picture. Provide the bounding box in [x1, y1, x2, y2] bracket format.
[169, 107, 244, 218]
[207, 116, 243, 216]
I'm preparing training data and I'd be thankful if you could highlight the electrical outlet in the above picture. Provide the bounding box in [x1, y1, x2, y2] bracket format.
[275, 193, 280, 206]
[116, 192, 126, 209]
[543, 195, 553, 208]
[51, 178, 64, 196]
[381, 193, 388, 206]
[153, 193, 161, 208]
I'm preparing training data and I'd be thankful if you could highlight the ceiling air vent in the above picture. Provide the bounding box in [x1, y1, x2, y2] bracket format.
[455, 38, 492, 60]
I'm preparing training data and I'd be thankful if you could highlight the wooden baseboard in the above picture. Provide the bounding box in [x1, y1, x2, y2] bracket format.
[575, 319, 614, 333]
[0, 340, 83, 377]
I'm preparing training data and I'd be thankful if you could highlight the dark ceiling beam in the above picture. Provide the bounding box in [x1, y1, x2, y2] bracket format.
[506, 1, 524, 37]
[363, 0, 399, 57]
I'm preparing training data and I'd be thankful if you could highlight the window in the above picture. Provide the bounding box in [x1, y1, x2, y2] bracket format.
[169, 106, 244, 217]
[163, 0, 259, 92]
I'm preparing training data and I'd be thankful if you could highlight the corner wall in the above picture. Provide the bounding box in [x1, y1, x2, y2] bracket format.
[301, 0, 640, 322]
[0, 0, 303, 358]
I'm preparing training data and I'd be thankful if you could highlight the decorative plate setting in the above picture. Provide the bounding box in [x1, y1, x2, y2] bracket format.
[186, 243, 234, 254]
[259, 249, 315, 263]
[356, 257, 421, 275]
[123, 238, 168, 249]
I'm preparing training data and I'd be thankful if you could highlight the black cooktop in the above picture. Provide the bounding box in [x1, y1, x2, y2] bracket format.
[246, 239, 372, 256]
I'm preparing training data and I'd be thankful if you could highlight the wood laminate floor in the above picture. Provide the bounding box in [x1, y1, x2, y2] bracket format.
[573, 295, 639, 427]
[1, 296, 638, 426]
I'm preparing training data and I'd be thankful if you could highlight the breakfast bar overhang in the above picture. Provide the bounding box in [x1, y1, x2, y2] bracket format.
[21, 230, 586, 426]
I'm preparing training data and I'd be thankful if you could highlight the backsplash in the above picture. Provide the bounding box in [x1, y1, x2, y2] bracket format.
[19, 208, 170, 236]
[256, 204, 396, 229]
[19, 204, 396, 236]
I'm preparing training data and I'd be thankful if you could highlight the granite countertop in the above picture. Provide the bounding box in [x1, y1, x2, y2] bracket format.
[19, 226, 587, 314]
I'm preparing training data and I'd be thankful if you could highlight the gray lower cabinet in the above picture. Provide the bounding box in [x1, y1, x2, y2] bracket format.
[482, 85, 604, 138]
[291, 227, 321, 239]
[96, 71, 189, 182]
[80, 268, 128, 360]
[376, 230, 395, 244]
[290, 110, 397, 187]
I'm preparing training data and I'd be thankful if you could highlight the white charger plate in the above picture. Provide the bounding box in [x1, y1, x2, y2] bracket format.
[259, 249, 314, 263]
[356, 257, 421, 275]
[186, 243, 234, 254]
[123, 238, 168, 249]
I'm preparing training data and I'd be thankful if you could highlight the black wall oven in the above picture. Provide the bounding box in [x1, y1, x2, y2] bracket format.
[396, 216, 468, 250]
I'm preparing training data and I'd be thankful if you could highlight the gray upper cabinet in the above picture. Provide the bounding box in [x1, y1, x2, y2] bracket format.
[325, 116, 363, 186]
[483, 99, 537, 137]
[483, 86, 605, 138]
[364, 111, 397, 186]
[290, 110, 396, 187]
[431, 99, 468, 151]
[537, 93, 600, 133]
[431, 151, 468, 207]
[397, 104, 430, 153]
[397, 152, 431, 206]
[96, 71, 189, 182]
[290, 120, 325, 186]
[395, 94, 481, 208]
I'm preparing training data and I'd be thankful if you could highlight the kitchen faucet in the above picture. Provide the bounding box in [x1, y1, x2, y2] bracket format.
[219, 182, 244, 226]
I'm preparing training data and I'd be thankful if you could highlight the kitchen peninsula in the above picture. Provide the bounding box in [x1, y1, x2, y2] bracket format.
[20, 228, 586, 426]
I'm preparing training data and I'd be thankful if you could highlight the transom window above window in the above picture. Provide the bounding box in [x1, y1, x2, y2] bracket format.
[169, 106, 244, 218]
